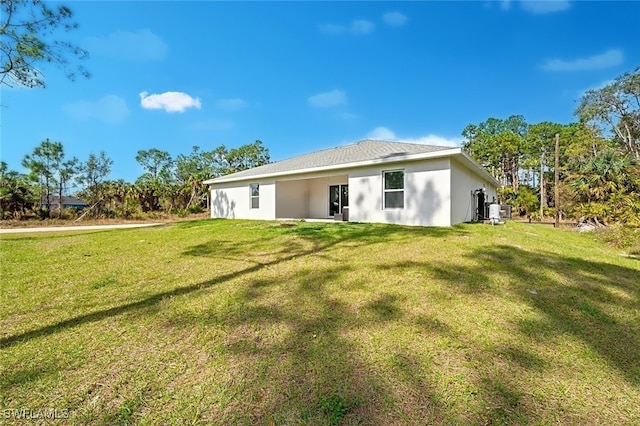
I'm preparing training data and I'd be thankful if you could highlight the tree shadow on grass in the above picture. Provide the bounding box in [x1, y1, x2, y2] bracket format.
[364, 293, 405, 321]
[170, 218, 214, 229]
[0, 247, 312, 348]
[430, 244, 640, 386]
[13, 222, 630, 423]
[1, 222, 464, 348]
[0, 363, 59, 392]
[282, 221, 469, 244]
[182, 237, 310, 263]
[170, 265, 451, 424]
[372, 243, 640, 423]
[182, 221, 469, 262]
[3, 221, 472, 424]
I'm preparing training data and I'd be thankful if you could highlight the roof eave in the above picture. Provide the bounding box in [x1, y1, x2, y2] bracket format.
[456, 150, 501, 187]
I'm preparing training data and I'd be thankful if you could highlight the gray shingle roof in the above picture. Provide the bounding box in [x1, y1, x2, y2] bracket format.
[208, 139, 454, 183]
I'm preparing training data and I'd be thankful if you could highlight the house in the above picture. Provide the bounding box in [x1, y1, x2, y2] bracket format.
[204, 140, 499, 227]
[41, 195, 88, 210]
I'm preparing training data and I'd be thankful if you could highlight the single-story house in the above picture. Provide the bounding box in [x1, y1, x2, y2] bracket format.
[41, 195, 88, 210]
[204, 140, 499, 227]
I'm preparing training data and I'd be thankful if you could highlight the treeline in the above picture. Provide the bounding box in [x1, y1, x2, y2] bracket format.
[0, 140, 269, 220]
[462, 67, 639, 227]
[3, 67, 638, 227]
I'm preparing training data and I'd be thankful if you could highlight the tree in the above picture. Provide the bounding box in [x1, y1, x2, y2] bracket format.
[56, 156, 79, 217]
[135, 148, 172, 181]
[524, 122, 565, 216]
[170, 141, 270, 212]
[0, 161, 7, 217]
[77, 151, 113, 217]
[562, 123, 613, 168]
[21, 139, 80, 218]
[22, 138, 63, 218]
[103, 179, 133, 217]
[576, 67, 640, 159]
[0, 162, 34, 219]
[462, 116, 527, 191]
[175, 146, 217, 209]
[78, 151, 112, 191]
[135, 148, 173, 212]
[565, 151, 640, 226]
[512, 185, 539, 221]
[1, 0, 89, 89]
[225, 140, 270, 174]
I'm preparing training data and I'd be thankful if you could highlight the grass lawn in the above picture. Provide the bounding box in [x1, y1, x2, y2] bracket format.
[1, 220, 639, 425]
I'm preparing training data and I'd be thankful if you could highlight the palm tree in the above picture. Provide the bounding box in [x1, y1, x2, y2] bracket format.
[567, 151, 639, 225]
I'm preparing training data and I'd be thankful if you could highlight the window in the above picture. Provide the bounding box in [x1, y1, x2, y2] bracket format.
[250, 183, 259, 209]
[383, 170, 404, 209]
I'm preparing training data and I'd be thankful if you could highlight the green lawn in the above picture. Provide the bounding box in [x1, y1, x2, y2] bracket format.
[1, 220, 639, 425]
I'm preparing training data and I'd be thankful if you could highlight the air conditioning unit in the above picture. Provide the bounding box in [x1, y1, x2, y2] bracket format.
[489, 203, 501, 225]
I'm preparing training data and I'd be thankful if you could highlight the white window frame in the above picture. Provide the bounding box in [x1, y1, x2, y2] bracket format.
[250, 183, 260, 209]
[383, 169, 404, 210]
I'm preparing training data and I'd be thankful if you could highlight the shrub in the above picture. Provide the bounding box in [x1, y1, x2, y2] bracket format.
[187, 204, 204, 214]
[593, 225, 640, 250]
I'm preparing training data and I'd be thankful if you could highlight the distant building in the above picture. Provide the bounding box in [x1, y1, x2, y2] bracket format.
[41, 195, 88, 210]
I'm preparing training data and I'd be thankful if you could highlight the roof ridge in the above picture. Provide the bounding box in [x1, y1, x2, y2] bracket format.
[357, 139, 449, 149]
[257, 139, 385, 166]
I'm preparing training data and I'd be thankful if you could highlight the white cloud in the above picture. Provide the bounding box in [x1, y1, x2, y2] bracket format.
[367, 126, 461, 147]
[85, 29, 168, 61]
[308, 90, 347, 108]
[139, 91, 201, 113]
[520, 0, 571, 14]
[63, 95, 130, 124]
[319, 19, 375, 35]
[216, 98, 248, 111]
[542, 49, 623, 72]
[400, 134, 462, 148]
[367, 126, 397, 140]
[383, 12, 408, 27]
[351, 20, 375, 34]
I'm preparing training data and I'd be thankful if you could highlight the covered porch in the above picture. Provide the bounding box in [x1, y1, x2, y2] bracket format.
[274, 174, 349, 221]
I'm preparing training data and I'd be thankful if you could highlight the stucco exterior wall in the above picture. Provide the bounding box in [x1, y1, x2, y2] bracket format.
[449, 159, 498, 225]
[348, 158, 452, 227]
[210, 180, 276, 220]
[275, 180, 309, 218]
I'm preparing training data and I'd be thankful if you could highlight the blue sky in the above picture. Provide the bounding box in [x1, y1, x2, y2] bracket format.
[2, 1, 639, 183]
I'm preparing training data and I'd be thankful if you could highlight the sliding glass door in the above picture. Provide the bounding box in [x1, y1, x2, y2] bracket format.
[329, 184, 348, 216]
